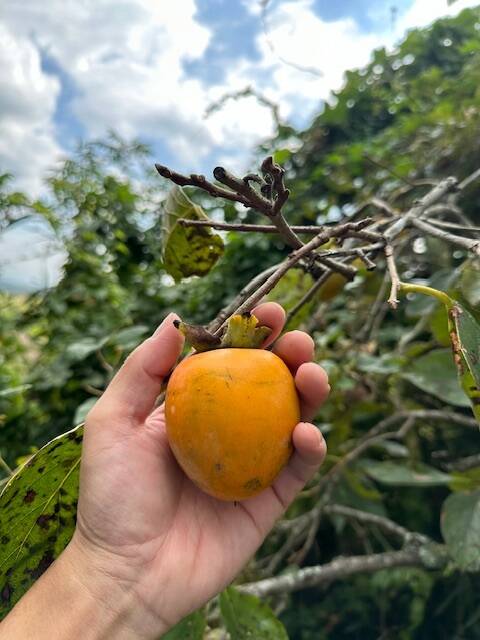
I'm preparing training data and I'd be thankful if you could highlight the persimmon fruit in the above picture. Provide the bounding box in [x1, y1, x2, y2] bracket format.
[165, 347, 301, 501]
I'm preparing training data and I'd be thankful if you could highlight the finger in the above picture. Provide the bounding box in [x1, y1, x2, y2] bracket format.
[272, 330, 314, 373]
[240, 423, 326, 534]
[251, 302, 285, 347]
[295, 362, 330, 422]
[88, 312, 184, 427]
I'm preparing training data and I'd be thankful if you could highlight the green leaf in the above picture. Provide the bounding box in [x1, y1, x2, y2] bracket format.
[449, 468, 480, 493]
[441, 490, 480, 571]
[446, 304, 480, 423]
[220, 587, 289, 639]
[460, 259, 480, 308]
[0, 426, 82, 616]
[162, 609, 206, 639]
[161, 186, 224, 282]
[273, 148, 292, 164]
[74, 397, 97, 425]
[65, 336, 109, 362]
[356, 353, 402, 375]
[429, 304, 450, 347]
[450, 305, 480, 389]
[402, 349, 471, 407]
[110, 325, 148, 350]
[363, 461, 452, 487]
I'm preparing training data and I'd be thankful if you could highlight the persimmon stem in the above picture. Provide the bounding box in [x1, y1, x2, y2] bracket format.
[399, 282, 454, 309]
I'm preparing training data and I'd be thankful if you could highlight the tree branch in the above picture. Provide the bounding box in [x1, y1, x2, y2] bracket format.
[209, 220, 376, 333]
[322, 505, 415, 543]
[155, 164, 251, 208]
[411, 218, 480, 255]
[285, 270, 332, 325]
[177, 219, 332, 234]
[458, 167, 480, 191]
[208, 263, 282, 334]
[445, 453, 480, 472]
[383, 176, 459, 241]
[240, 546, 446, 598]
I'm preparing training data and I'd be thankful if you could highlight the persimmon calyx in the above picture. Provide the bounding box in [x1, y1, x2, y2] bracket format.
[173, 312, 272, 352]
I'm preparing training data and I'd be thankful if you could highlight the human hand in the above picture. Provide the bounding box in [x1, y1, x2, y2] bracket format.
[4, 303, 329, 639]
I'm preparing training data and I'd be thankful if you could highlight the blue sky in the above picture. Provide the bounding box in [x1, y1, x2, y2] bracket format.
[0, 0, 477, 292]
[0, 0, 477, 198]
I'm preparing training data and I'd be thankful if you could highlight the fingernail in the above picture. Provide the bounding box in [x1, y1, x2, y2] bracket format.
[153, 312, 179, 337]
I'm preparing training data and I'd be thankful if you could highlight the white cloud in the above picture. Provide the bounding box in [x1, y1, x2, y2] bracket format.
[249, 0, 383, 121]
[0, 23, 61, 195]
[398, 0, 480, 32]
[2, 0, 215, 172]
[1, 0, 479, 194]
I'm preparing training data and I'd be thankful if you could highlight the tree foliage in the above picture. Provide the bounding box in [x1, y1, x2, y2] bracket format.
[1, 8, 480, 639]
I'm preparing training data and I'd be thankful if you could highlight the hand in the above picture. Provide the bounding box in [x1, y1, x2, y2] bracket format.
[3, 303, 329, 639]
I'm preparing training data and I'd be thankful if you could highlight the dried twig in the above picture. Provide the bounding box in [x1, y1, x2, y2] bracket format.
[444, 453, 480, 472]
[458, 167, 480, 191]
[411, 218, 480, 256]
[212, 220, 376, 332]
[383, 176, 459, 241]
[208, 263, 282, 334]
[424, 218, 480, 233]
[177, 220, 328, 234]
[323, 505, 415, 543]
[285, 270, 332, 325]
[385, 244, 401, 309]
[241, 546, 447, 598]
[260, 0, 324, 77]
[357, 271, 389, 343]
[205, 86, 281, 126]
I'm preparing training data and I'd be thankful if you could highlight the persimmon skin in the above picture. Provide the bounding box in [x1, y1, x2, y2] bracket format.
[165, 348, 301, 501]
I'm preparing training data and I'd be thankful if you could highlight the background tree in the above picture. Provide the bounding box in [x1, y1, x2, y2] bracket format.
[1, 7, 480, 639]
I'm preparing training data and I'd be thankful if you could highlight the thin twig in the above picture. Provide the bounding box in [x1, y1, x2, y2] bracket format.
[177, 220, 330, 234]
[397, 314, 430, 354]
[424, 218, 480, 233]
[205, 85, 281, 126]
[363, 154, 416, 187]
[383, 176, 459, 241]
[445, 453, 480, 472]
[385, 244, 400, 309]
[358, 409, 477, 443]
[357, 272, 389, 343]
[458, 167, 480, 191]
[308, 416, 416, 502]
[212, 220, 376, 333]
[322, 505, 415, 543]
[208, 263, 282, 334]
[411, 218, 480, 256]
[260, 0, 324, 77]
[286, 270, 332, 325]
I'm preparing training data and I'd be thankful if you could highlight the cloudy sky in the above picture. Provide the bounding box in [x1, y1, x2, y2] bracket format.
[1, 0, 478, 197]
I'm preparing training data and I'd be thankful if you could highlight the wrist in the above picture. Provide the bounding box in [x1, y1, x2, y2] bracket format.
[60, 534, 171, 639]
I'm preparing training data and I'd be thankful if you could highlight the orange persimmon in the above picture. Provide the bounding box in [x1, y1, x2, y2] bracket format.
[165, 348, 300, 501]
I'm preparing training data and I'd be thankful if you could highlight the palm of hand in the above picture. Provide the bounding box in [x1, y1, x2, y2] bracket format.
[72, 304, 328, 629]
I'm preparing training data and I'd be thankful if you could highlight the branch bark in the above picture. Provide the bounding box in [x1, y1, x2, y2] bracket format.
[412, 218, 480, 255]
[240, 546, 446, 598]
[383, 176, 459, 241]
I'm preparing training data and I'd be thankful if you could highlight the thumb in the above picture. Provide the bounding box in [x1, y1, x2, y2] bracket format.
[88, 313, 184, 428]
